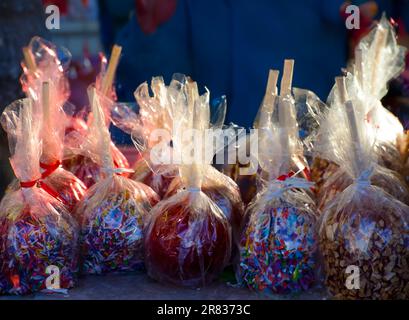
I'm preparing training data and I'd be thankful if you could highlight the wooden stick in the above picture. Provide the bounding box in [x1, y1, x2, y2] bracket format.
[336, 78, 357, 146]
[398, 132, 409, 164]
[404, 133, 409, 164]
[101, 44, 122, 95]
[280, 59, 294, 97]
[254, 70, 279, 129]
[354, 48, 364, 86]
[336, 77, 365, 172]
[188, 81, 199, 103]
[42, 82, 51, 129]
[265, 69, 279, 106]
[23, 47, 36, 72]
[336, 76, 348, 104]
[186, 81, 199, 129]
[87, 87, 95, 115]
[22, 99, 33, 159]
[345, 100, 365, 172]
[189, 82, 202, 190]
[278, 60, 294, 173]
[278, 96, 290, 169]
[89, 88, 114, 171]
[371, 27, 387, 94]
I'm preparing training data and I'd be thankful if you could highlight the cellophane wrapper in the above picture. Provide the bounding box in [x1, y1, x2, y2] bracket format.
[63, 141, 129, 189]
[74, 89, 159, 274]
[217, 125, 259, 206]
[292, 88, 337, 196]
[17, 37, 87, 211]
[318, 164, 409, 210]
[63, 88, 129, 188]
[239, 182, 318, 294]
[112, 75, 232, 200]
[319, 182, 409, 299]
[314, 71, 408, 210]
[0, 99, 79, 295]
[20, 37, 71, 106]
[311, 18, 406, 196]
[239, 90, 319, 294]
[144, 82, 232, 287]
[131, 158, 177, 198]
[343, 16, 405, 165]
[145, 189, 231, 287]
[165, 165, 244, 263]
[112, 75, 191, 197]
[75, 174, 159, 274]
[315, 70, 409, 299]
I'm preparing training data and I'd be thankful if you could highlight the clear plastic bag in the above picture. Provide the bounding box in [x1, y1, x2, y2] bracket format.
[319, 181, 409, 299]
[317, 73, 409, 299]
[111, 75, 178, 197]
[239, 64, 319, 294]
[217, 125, 259, 206]
[112, 74, 232, 200]
[63, 88, 129, 188]
[165, 165, 244, 257]
[318, 164, 409, 210]
[16, 37, 87, 211]
[240, 180, 318, 294]
[310, 18, 406, 197]
[63, 141, 129, 189]
[292, 88, 338, 196]
[145, 188, 231, 287]
[342, 16, 405, 169]
[63, 50, 129, 188]
[144, 81, 232, 287]
[75, 174, 159, 274]
[316, 72, 409, 209]
[20, 37, 71, 106]
[0, 99, 79, 295]
[74, 89, 159, 274]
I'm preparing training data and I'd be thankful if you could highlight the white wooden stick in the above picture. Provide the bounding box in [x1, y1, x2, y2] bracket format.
[354, 48, 364, 86]
[101, 44, 122, 95]
[255, 70, 279, 129]
[41, 81, 53, 148]
[23, 47, 36, 72]
[280, 59, 294, 97]
[22, 99, 33, 162]
[278, 60, 295, 173]
[264, 69, 279, 106]
[190, 83, 202, 189]
[345, 100, 365, 173]
[186, 81, 199, 130]
[336, 76, 348, 104]
[371, 27, 387, 94]
[89, 88, 114, 171]
[336, 76, 363, 170]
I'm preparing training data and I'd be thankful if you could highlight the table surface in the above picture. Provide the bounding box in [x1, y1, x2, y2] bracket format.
[0, 273, 327, 300]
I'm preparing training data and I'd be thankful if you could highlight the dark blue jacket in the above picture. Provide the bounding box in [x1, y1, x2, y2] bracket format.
[115, 0, 348, 130]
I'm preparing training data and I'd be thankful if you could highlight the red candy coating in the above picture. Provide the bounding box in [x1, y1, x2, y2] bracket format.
[145, 194, 231, 287]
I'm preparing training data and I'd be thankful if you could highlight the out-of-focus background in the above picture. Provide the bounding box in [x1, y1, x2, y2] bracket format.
[1, 0, 409, 196]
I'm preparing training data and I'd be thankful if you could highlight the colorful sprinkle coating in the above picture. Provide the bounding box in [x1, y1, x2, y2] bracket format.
[0, 207, 79, 295]
[239, 202, 317, 294]
[79, 189, 154, 274]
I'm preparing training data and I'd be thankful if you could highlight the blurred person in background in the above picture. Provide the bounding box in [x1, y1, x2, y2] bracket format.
[100, 0, 408, 131]
[98, 0, 135, 53]
[113, 0, 349, 129]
